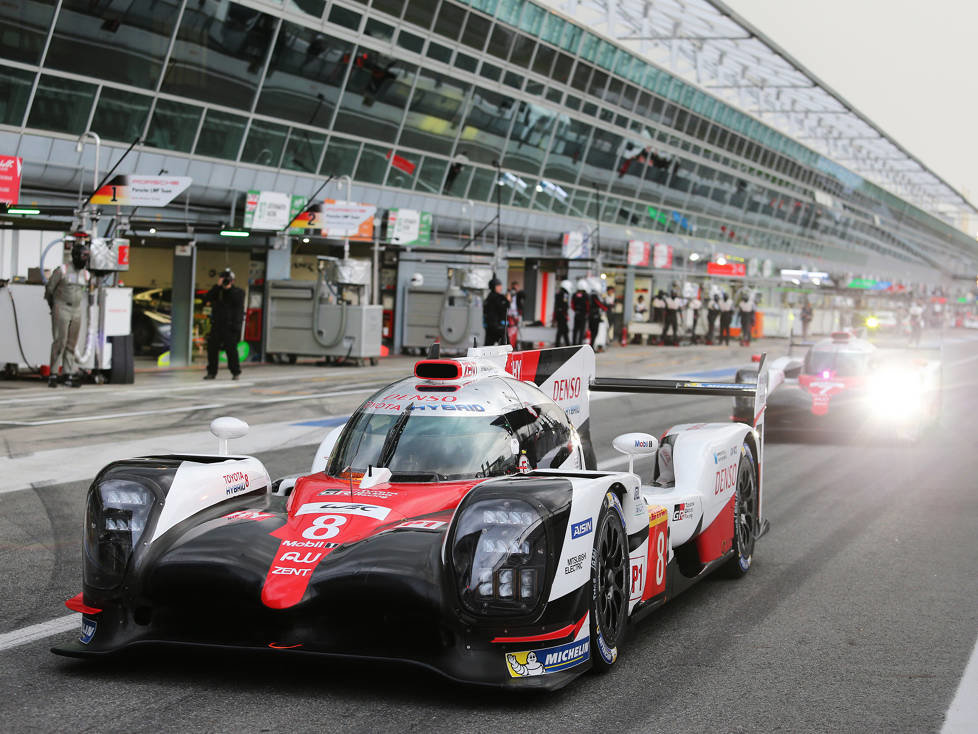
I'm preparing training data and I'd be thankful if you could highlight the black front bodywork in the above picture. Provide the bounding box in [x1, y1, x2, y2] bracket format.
[55, 468, 593, 690]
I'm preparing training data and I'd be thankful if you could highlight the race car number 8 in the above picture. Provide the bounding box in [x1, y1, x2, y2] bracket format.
[302, 514, 347, 539]
[655, 530, 666, 585]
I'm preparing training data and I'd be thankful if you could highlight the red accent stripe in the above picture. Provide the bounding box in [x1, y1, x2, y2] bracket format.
[491, 613, 588, 644]
[540, 272, 550, 327]
[65, 593, 101, 615]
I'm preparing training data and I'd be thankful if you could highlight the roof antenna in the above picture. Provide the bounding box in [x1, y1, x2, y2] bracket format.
[472, 335, 478, 349]
[427, 341, 441, 359]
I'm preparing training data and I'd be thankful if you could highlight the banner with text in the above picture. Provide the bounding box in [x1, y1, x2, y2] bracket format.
[244, 190, 306, 231]
[89, 175, 192, 207]
[627, 240, 650, 266]
[318, 199, 376, 240]
[387, 208, 432, 246]
[561, 231, 591, 260]
[0, 155, 22, 205]
[652, 243, 673, 269]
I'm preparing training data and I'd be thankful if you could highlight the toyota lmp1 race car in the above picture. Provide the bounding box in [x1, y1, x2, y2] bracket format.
[732, 332, 941, 441]
[55, 344, 770, 690]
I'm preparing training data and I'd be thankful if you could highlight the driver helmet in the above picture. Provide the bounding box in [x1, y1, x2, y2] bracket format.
[560, 279, 573, 292]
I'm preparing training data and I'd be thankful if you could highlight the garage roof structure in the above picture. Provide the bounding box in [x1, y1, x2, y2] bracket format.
[543, 0, 976, 225]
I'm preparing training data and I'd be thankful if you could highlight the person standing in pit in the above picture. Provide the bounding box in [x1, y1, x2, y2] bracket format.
[688, 292, 702, 344]
[738, 291, 756, 346]
[801, 298, 813, 339]
[651, 290, 666, 344]
[44, 238, 91, 387]
[588, 283, 608, 350]
[571, 280, 590, 345]
[553, 279, 571, 347]
[706, 293, 720, 344]
[604, 285, 618, 343]
[718, 292, 733, 346]
[662, 289, 680, 346]
[203, 269, 246, 380]
[483, 278, 509, 346]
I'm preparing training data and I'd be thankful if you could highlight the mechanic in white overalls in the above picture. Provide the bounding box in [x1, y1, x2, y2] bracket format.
[44, 239, 91, 388]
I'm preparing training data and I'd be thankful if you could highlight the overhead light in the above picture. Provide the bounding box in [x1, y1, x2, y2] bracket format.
[149, 227, 157, 234]
[6, 207, 40, 215]
[716, 256, 727, 266]
[220, 229, 249, 238]
[302, 237, 310, 243]
[689, 252, 701, 262]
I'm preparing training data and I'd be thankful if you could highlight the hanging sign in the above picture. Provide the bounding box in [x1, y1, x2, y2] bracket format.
[652, 243, 673, 269]
[319, 198, 376, 240]
[561, 231, 591, 260]
[627, 240, 650, 266]
[244, 190, 306, 231]
[89, 175, 192, 207]
[387, 208, 432, 246]
[0, 155, 22, 205]
[707, 262, 746, 277]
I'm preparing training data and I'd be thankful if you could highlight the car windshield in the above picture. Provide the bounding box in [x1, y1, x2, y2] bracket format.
[328, 407, 519, 482]
[805, 350, 870, 377]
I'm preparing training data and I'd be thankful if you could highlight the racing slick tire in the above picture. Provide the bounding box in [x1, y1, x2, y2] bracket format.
[589, 492, 629, 674]
[722, 442, 758, 579]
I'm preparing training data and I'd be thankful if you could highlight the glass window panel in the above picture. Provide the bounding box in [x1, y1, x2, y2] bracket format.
[293, 0, 326, 18]
[385, 149, 419, 189]
[372, 0, 405, 19]
[503, 71, 522, 90]
[509, 34, 535, 68]
[580, 127, 621, 190]
[480, 62, 502, 82]
[0, 66, 34, 126]
[161, 4, 277, 111]
[589, 69, 608, 98]
[328, 4, 362, 30]
[561, 24, 582, 54]
[540, 14, 563, 46]
[355, 142, 390, 185]
[195, 109, 247, 160]
[365, 18, 395, 43]
[333, 48, 416, 143]
[255, 26, 352, 128]
[415, 156, 448, 194]
[320, 136, 360, 177]
[570, 62, 591, 93]
[532, 44, 555, 77]
[0, 0, 57, 64]
[241, 119, 288, 166]
[471, 0, 498, 14]
[581, 101, 597, 117]
[595, 40, 616, 71]
[90, 87, 151, 143]
[545, 87, 562, 104]
[400, 69, 470, 155]
[456, 87, 516, 165]
[145, 99, 201, 153]
[27, 75, 96, 135]
[466, 166, 496, 202]
[621, 83, 637, 111]
[427, 41, 452, 63]
[283, 127, 326, 173]
[579, 32, 599, 62]
[455, 52, 478, 73]
[460, 13, 491, 52]
[552, 52, 573, 84]
[544, 114, 590, 184]
[605, 77, 622, 106]
[46, 0, 179, 90]
[520, 3, 545, 35]
[487, 25, 514, 61]
[397, 30, 425, 54]
[404, 1, 436, 30]
[614, 53, 632, 79]
[442, 157, 472, 196]
[435, 3, 467, 42]
[496, 0, 524, 25]
[598, 108, 613, 123]
[503, 101, 556, 175]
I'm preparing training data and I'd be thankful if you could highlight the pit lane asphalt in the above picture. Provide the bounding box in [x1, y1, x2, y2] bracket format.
[1, 336, 977, 733]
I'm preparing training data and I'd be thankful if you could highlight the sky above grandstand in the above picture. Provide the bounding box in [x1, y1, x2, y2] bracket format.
[725, 0, 978, 215]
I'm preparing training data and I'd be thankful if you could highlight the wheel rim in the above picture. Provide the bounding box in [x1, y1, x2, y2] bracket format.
[595, 515, 626, 641]
[735, 456, 757, 559]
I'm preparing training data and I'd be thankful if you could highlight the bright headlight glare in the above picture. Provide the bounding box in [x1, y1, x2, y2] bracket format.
[869, 372, 921, 419]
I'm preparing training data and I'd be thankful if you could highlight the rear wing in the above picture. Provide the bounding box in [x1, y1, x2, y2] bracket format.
[592, 356, 770, 533]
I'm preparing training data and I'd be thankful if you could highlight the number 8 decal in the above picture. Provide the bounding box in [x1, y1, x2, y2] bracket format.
[655, 530, 666, 585]
[302, 514, 347, 540]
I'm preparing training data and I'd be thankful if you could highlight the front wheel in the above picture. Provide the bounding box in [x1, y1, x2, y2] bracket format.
[589, 492, 629, 673]
[722, 442, 758, 579]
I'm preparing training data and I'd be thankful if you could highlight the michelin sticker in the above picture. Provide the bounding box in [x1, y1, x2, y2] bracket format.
[505, 638, 591, 677]
[80, 617, 97, 645]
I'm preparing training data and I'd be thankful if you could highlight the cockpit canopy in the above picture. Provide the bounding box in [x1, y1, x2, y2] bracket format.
[326, 376, 580, 482]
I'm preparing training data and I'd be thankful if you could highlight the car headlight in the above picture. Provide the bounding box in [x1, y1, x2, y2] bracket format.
[868, 371, 922, 420]
[84, 478, 157, 590]
[451, 498, 548, 616]
[866, 316, 880, 329]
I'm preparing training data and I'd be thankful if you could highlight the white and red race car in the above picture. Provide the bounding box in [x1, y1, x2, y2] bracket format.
[733, 332, 941, 440]
[56, 344, 769, 690]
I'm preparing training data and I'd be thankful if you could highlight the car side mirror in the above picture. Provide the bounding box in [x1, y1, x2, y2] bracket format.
[210, 416, 249, 455]
[612, 432, 659, 474]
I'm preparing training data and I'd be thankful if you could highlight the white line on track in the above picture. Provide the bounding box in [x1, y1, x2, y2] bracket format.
[942, 634, 978, 733]
[0, 614, 77, 652]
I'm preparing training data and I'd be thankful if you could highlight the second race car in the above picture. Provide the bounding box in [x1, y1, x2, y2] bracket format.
[55, 344, 769, 689]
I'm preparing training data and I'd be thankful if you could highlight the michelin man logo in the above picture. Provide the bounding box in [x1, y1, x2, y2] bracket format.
[506, 651, 544, 677]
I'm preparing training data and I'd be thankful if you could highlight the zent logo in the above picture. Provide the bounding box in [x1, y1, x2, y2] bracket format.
[571, 519, 592, 538]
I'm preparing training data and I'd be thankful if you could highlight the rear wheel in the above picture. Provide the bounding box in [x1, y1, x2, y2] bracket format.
[589, 492, 629, 673]
[722, 442, 757, 579]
